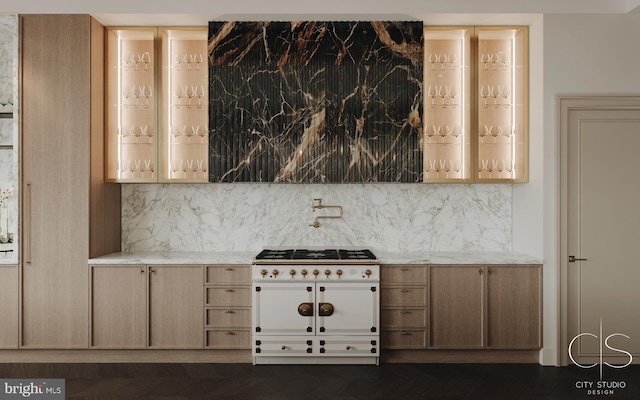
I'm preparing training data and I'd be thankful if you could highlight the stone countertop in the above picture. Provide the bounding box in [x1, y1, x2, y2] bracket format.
[89, 251, 542, 265]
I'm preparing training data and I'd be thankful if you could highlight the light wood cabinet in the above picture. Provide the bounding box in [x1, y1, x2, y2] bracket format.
[423, 26, 528, 183]
[204, 265, 251, 349]
[0, 264, 18, 348]
[90, 265, 147, 348]
[149, 265, 203, 348]
[486, 265, 542, 349]
[90, 264, 204, 349]
[380, 265, 428, 349]
[428, 264, 541, 349]
[20, 15, 120, 349]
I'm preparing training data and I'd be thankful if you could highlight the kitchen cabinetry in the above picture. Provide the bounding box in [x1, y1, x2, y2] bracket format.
[90, 264, 203, 349]
[428, 264, 541, 349]
[423, 26, 528, 183]
[90, 265, 146, 348]
[0, 264, 18, 348]
[106, 27, 208, 183]
[20, 15, 121, 348]
[204, 265, 251, 349]
[380, 265, 428, 349]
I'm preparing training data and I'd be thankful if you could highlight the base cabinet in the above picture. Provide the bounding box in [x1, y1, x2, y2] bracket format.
[90, 264, 203, 349]
[91, 265, 146, 348]
[0, 265, 18, 348]
[429, 264, 542, 349]
[204, 265, 251, 349]
[380, 265, 428, 349]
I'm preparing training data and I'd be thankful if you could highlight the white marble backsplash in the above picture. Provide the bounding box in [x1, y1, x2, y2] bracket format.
[121, 183, 512, 253]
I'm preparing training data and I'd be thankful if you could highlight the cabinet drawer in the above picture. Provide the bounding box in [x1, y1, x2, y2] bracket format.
[205, 308, 251, 328]
[381, 307, 427, 328]
[205, 265, 250, 285]
[205, 329, 251, 349]
[381, 265, 426, 285]
[381, 287, 427, 306]
[205, 287, 251, 307]
[381, 329, 427, 349]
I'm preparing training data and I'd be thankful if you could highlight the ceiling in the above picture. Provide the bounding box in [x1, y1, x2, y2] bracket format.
[1, 0, 639, 25]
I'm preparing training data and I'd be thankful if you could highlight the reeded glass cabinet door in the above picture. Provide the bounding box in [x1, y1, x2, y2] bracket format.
[160, 28, 208, 182]
[106, 29, 157, 182]
[476, 27, 528, 182]
[423, 28, 472, 182]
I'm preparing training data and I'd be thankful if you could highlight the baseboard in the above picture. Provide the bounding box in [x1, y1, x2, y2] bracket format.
[381, 349, 541, 363]
[0, 349, 540, 364]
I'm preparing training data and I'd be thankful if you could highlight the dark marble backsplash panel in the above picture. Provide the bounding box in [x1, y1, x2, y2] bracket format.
[208, 21, 423, 182]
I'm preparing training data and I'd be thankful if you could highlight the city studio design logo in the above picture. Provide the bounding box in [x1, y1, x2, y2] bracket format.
[568, 319, 632, 396]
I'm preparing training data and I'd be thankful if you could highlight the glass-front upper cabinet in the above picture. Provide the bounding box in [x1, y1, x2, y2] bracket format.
[476, 27, 528, 182]
[423, 28, 472, 182]
[160, 28, 208, 182]
[423, 26, 528, 183]
[106, 29, 157, 182]
[106, 27, 208, 183]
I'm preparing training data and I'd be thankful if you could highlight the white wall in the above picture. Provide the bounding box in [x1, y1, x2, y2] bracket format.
[542, 13, 640, 365]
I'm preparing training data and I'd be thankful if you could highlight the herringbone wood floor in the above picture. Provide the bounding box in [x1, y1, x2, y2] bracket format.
[0, 363, 638, 399]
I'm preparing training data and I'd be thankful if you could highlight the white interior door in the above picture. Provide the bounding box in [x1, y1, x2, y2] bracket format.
[567, 105, 640, 365]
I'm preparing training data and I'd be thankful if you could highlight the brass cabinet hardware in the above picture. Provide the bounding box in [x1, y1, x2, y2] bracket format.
[488, 268, 493, 275]
[400, 310, 411, 314]
[569, 256, 588, 262]
[25, 183, 31, 264]
[479, 268, 483, 275]
[224, 310, 234, 314]
[400, 332, 410, 336]
[140, 268, 145, 274]
[225, 267, 234, 271]
[400, 267, 409, 271]
[225, 331, 234, 335]
[400, 289, 409, 293]
[149, 268, 156, 274]
[318, 302, 334, 316]
[298, 302, 314, 316]
[225, 289, 234, 292]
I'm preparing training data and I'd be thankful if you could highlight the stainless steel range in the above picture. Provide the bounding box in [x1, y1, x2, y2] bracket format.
[252, 248, 380, 365]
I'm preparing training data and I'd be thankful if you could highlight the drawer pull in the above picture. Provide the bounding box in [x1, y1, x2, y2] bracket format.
[400, 289, 409, 293]
[400, 268, 409, 271]
[225, 267, 234, 271]
[225, 331, 235, 335]
[400, 332, 411, 336]
[225, 289, 234, 292]
[400, 310, 411, 314]
[224, 310, 234, 314]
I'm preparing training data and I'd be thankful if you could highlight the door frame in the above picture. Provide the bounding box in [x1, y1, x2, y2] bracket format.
[558, 95, 640, 366]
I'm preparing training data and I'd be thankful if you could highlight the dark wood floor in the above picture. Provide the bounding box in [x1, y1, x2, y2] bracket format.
[0, 363, 638, 399]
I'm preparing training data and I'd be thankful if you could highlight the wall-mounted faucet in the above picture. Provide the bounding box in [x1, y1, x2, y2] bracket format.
[310, 198, 343, 228]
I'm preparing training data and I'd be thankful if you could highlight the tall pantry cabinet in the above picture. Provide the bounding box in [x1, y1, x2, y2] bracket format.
[20, 15, 121, 348]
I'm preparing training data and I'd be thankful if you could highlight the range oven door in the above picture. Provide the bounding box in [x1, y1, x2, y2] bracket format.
[253, 283, 315, 336]
[316, 282, 379, 336]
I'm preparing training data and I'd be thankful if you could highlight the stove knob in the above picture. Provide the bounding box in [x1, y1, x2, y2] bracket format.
[336, 269, 343, 277]
[260, 269, 268, 277]
[312, 269, 320, 276]
[324, 269, 331, 276]
[272, 269, 279, 276]
[365, 269, 372, 277]
[289, 269, 296, 276]
[301, 269, 308, 276]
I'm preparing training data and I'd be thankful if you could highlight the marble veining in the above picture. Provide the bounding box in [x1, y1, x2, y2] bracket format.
[121, 183, 512, 254]
[208, 21, 423, 182]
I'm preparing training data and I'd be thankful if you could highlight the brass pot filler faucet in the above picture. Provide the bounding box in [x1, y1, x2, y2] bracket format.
[309, 198, 343, 228]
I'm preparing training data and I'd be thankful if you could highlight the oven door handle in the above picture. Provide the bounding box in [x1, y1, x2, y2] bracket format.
[298, 302, 314, 317]
[319, 302, 334, 317]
